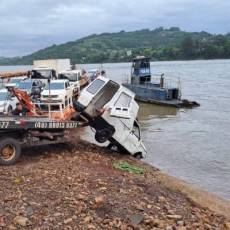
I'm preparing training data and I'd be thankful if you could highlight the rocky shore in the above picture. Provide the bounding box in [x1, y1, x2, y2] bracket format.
[0, 139, 229, 229]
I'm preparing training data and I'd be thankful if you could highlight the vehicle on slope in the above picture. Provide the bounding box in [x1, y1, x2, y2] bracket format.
[74, 76, 147, 158]
[0, 76, 146, 165]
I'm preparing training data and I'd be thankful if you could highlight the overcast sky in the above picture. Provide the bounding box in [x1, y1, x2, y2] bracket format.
[1, 0, 230, 57]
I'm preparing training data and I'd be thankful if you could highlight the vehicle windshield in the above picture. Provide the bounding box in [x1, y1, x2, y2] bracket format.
[45, 82, 64, 90]
[86, 79, 105, 94]
[59, 73, 80, 82]
[0, 92, 9, 101]
[10, 78, 26, 83]
[32, 70, 52, 79]
[18, 81, 32, 90]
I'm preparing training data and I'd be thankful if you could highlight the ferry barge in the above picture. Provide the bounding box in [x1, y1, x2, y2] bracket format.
[123, 56, 199, 108]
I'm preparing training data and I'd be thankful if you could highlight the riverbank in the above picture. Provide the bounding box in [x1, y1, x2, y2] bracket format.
[0, 139, 229, 229]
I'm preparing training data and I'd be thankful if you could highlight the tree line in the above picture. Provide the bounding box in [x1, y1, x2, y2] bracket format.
[1, 28, 230, 65]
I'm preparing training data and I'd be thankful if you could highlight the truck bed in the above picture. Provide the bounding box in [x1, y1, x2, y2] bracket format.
[0, 115, 87, 131]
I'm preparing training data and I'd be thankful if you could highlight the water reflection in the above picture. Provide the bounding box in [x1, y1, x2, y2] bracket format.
[138, 102, 178, 121]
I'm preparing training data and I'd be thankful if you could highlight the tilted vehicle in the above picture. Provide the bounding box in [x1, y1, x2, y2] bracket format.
[0, 89, 18, 114]
[74, 76, 147, 158]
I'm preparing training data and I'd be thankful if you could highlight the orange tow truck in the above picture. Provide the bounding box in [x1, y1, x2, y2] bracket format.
[0, 72, 87, 165]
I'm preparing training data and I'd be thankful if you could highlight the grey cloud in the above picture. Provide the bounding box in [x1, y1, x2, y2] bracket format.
[0, 0, 230, 56]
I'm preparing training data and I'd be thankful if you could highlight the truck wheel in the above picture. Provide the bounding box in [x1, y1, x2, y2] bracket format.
[7, 106, 12, 114]
[95, 129, 111, 143]
[0, 138, 21, 165]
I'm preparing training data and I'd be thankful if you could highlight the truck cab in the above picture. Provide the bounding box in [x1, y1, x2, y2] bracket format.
[31, 59, 71, 84]
[58, 70, 82, 96]
[74, 76, 147, 158]
[31, 67, 57, 83]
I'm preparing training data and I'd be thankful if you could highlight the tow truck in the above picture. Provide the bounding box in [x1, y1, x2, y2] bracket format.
[0, 72, 147, 165]
[0, 73, 86, 165]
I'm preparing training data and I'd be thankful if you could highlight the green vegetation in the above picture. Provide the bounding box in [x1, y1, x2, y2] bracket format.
[113, 162, 144, 175]
[1, 27, 230, 65]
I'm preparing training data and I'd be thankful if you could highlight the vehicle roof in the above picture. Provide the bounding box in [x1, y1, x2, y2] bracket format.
[50, 79, 69, 83]
[88, 69, 99, 72]
[91, 76, 135, 97]
[19, 79, 33, 83]
[10, 76, 28, 79]
[33, 67, 52, 70]
[59, 70, 82, 74]
[0, 89, 8, 93]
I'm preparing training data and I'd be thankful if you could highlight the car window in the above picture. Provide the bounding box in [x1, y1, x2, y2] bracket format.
[0, 92, 9, 100]
[51, 104, 60, 111]
[18, 82, 32, 90]
[59, 73, 79, 82]
[10, 78, 26, 83]
[115, 92, 132, 107]
[86, 79, 105, 94]
[45, 82, 64, 90]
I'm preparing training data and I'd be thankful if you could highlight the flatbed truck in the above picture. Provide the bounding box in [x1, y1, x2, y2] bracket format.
[0, 116, 88, 165]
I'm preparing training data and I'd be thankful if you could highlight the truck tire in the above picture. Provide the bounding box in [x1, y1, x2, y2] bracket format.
[7, 106, 12, 114]
[95, 129, 112, 143]
[0, 138, 21, 165]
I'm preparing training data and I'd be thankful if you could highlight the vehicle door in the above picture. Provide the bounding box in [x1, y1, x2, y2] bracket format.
[110, 92, 132, 119]
[65, 81, 71, 97]
[123, 120, 142, 155]
[8, 92, 18, 110]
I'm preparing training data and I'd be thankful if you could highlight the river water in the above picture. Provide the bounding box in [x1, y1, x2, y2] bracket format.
[1, 60, 229, 200]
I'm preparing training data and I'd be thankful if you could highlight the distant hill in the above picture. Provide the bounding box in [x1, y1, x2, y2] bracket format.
[1, 27, 230, 65]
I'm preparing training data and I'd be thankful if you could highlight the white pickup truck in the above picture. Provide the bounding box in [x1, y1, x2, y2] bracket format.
[74, 76, 147, 158]
[41, 80, 73, 103]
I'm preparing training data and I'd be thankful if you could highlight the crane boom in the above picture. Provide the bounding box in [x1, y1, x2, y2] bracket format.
[7, 87, 37, 116]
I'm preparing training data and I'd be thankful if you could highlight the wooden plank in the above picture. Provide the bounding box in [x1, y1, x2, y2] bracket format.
[0, 71, 28, 78]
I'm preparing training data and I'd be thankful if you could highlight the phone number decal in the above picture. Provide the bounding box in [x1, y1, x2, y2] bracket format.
[0, 122, 9, 129]
[35, 122, 78, 129]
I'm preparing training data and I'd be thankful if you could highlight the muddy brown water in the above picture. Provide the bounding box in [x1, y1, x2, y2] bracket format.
[1, 59, 230, 200]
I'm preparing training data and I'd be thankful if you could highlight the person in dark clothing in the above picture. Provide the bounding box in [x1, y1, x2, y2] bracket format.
[12, 103, 29, 116]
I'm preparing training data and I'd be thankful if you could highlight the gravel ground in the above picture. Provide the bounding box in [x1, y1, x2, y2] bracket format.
[0, 139, 229, 229]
